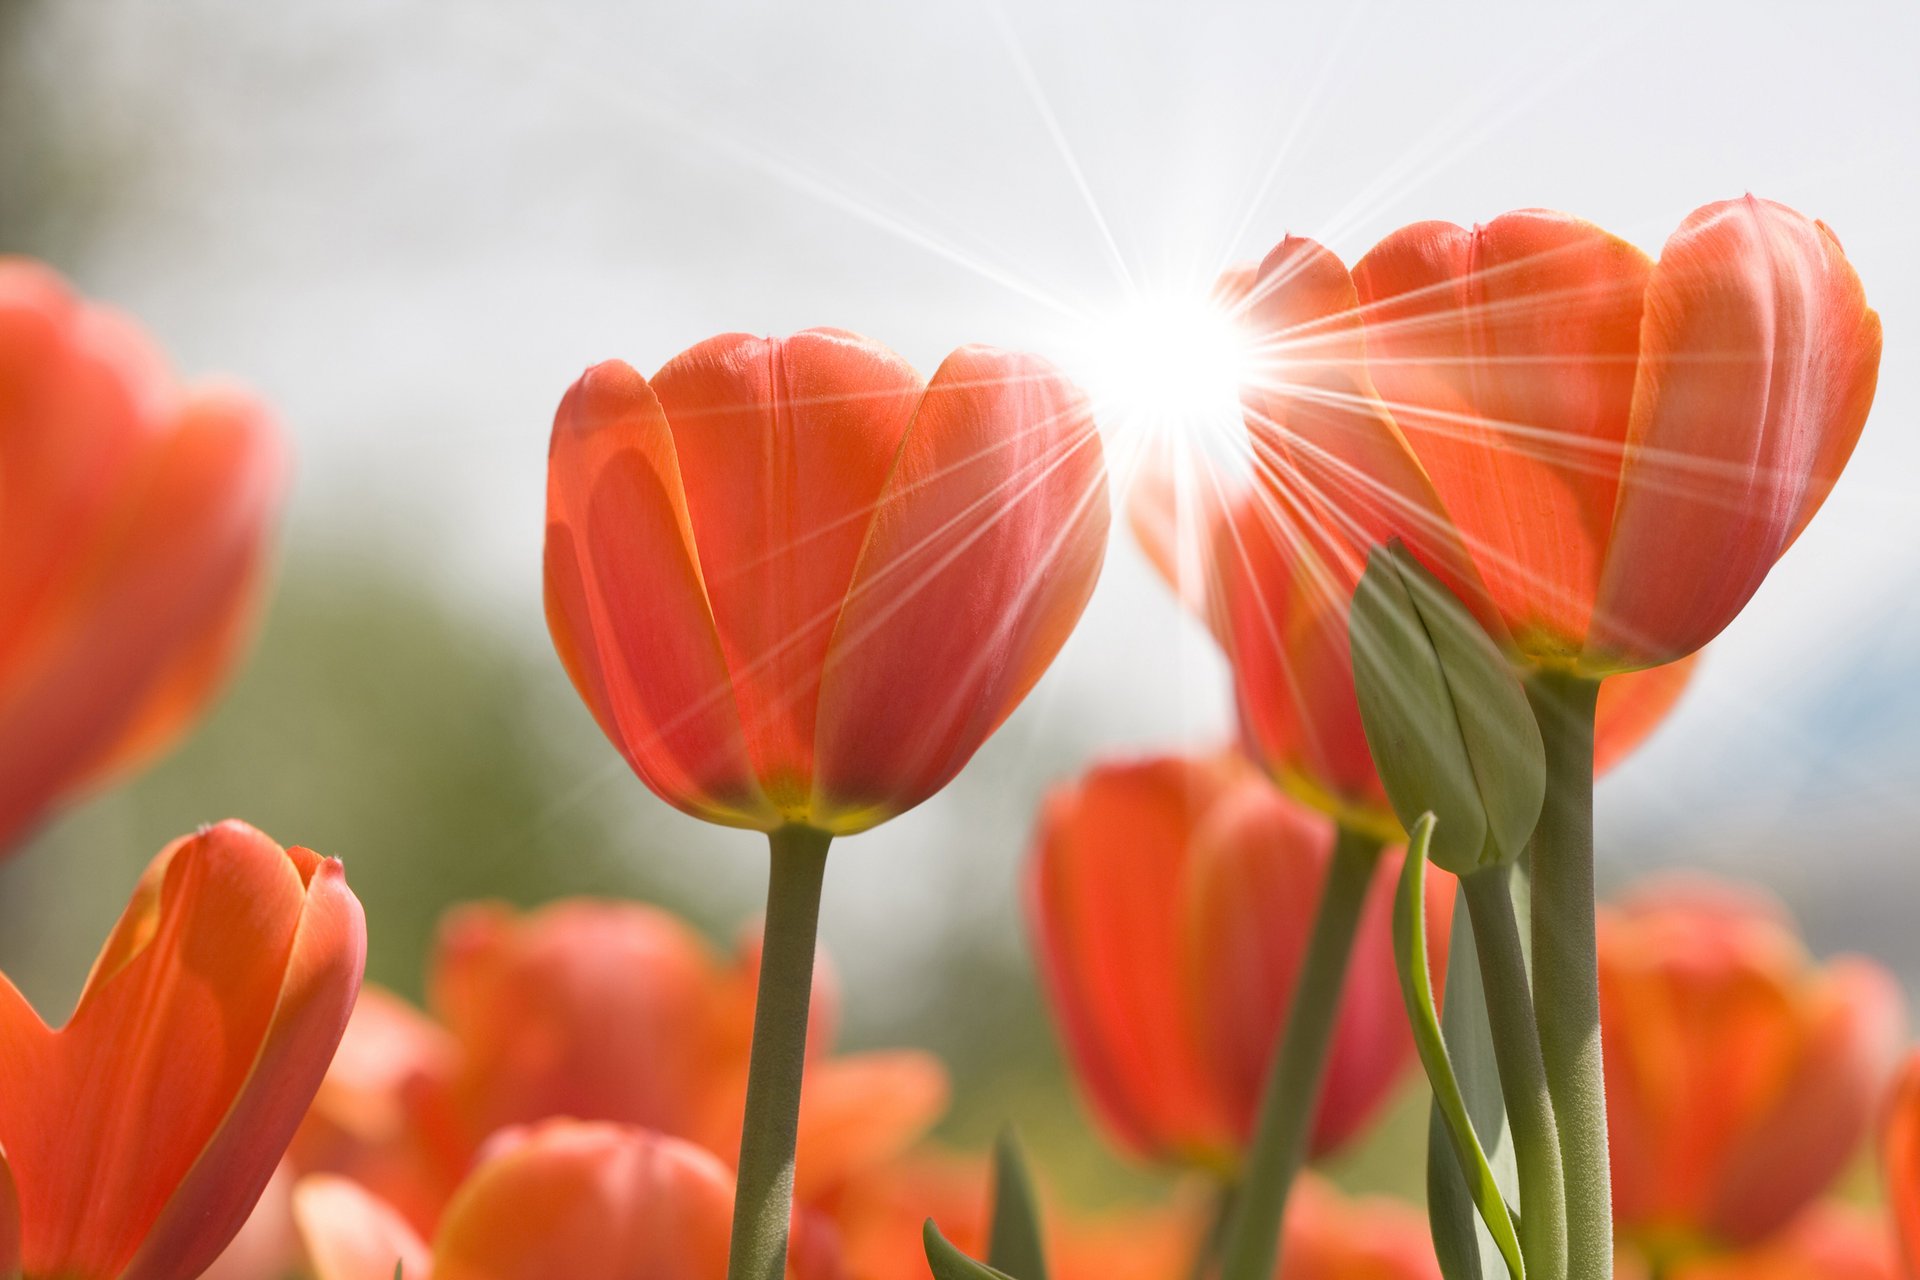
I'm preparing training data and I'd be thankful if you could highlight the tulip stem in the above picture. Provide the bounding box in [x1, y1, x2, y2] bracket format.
[1525, 670, 1607, 1280]
[1462, 866, 1567, 1280]
[1217, 825, 1381, 1280]
[727, 825, 833, 1280]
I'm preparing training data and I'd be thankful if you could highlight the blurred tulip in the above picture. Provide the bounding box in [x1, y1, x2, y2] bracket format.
[0, 820, 364, 1280]
[1600, 877, 1903, 1252]
[544, 330, 1108, 836]
[1028, 751, 1451, 1172]
[1345, 198, 1879, 675]
[0, 260, 287, 853]
[294, 1120, 804, 1280]
[1882, 1050, 1920, 1275]
[257, 898, 943, 1266]
[1628, 1206, 1900, 1280]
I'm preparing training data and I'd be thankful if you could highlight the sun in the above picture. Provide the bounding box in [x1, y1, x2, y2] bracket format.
[1067, 288, 1257, 444]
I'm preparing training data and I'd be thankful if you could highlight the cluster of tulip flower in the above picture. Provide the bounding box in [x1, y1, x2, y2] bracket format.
[0, 192, 1911, 1280]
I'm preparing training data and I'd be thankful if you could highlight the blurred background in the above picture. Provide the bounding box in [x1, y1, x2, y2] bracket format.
[1, 0, 1915, 1209]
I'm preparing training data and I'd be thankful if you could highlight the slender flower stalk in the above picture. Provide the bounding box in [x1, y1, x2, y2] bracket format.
[1217, 825, 1381, 1280]
[729, 827, 832, 1280]
[1526, 670, 1606, 1280]
[1461, 867, 1566, 1280]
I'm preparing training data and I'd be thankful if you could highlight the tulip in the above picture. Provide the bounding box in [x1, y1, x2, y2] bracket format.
[1599, 877, 1903, 1256]
[0, 819, 365, 1280]
[1028, 751, 1450, 1173]
[544, 331, 1107, 838]
[545, 329, 1106, 1280]
[293, 1121, 811, 1280]
[0, 261, 287, 853]
[1348, 199, 1880, 676]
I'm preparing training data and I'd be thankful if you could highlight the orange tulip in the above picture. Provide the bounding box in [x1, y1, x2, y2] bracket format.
[1882, 1050, 1920, 1276]
[1028, 751, 1450, 1172]
[1344, 199, 1880, 674]
[1599, 877, 1903, 1253]
[0, 819, 365, 1280]
[0, 260, 286, 852]
[544, 331, 1108, 836]
[1133, 244, 1690, 821]
[293, 1120, 820, 1280]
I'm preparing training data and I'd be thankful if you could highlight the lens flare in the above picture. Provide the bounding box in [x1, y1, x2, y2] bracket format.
[1069, 290, 1256, 446]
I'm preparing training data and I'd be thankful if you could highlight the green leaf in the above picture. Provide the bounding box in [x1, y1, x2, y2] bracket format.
[1394, 814, 1526, 1280]
[988, 1127, 1050, 1280]
[1427, 879, 1524, 1280]
[926, 1219, 1021, 1280]
[1349, 542, 1545, 875]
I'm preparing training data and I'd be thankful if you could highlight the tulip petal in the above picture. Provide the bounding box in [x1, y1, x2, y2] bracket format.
[294, 1175, 432, 1280]
[1353, 213, 1652, 659]
[1885, 1053, 1920, 1276]
[1591, 197, 1881, 668]
[0, 822, 361, 1279]
[1592, 652, 1700, 774]
[125, 844, 368, 1280]
[546, 359, 773, 828]
[792, 1050, 949, 1202]
[0, 1149, 18, 1280]
[651, 330, 923, 816]
[810, 346, 1108, 832]
[0, 387, 285, 848]
[1028, 756, 1245, 1165]
[431, 1122, 734, 1280]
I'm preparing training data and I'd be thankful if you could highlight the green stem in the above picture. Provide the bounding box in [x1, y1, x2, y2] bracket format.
[726, 825, 832, 1280]
[1218, 825, 1381, 1280]
[1525, 670, 1607, 1280]
[1462, 866, 1567, 1280]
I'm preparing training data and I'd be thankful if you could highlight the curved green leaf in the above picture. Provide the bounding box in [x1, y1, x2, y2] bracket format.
[1394, 814, 1526, 1280]
[988, 1128, 1049, 1280]
[926, 1219, 1021, 1280]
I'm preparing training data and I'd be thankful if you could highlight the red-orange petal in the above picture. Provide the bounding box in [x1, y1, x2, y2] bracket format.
[544, 359, 773, 829]
[1592, 651, 1701, 775]
[1353, 213, 1652, 661]
[1027, 754, 1248, 1164]
[651, 331, 924, 818]
[1590, 198, 1881, 670]
[294, 1175, 432, 1280]
[810, 346, 1108, 833]
[431, 1121, 734, 1280]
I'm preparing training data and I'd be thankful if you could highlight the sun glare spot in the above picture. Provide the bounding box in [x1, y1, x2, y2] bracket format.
[1069, 291, 1256, 443]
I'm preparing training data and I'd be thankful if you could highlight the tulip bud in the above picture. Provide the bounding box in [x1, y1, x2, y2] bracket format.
[1348, 541, 1544, 875]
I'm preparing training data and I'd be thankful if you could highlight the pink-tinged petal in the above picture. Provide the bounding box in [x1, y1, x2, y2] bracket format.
[200, 1162, 296, 1280]
[126, 845, 368, 1280]
[294, 1175, 432, 1280]
[1278, 1175, 1442, 1280]
[651, 331, 923, 816]
[1353, 213, 1652, 660]
[1590, 197, 1881, 669]
[311, 987, 458, 1148]
[545, 360, 773, 829]
[431, 1122, 734, 1280]
[811, 346, 1108, 833]
[1027, 755, 1248, 1165]
[0, 385, 286, 850]
[1667, 1205, 1899, 1280]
